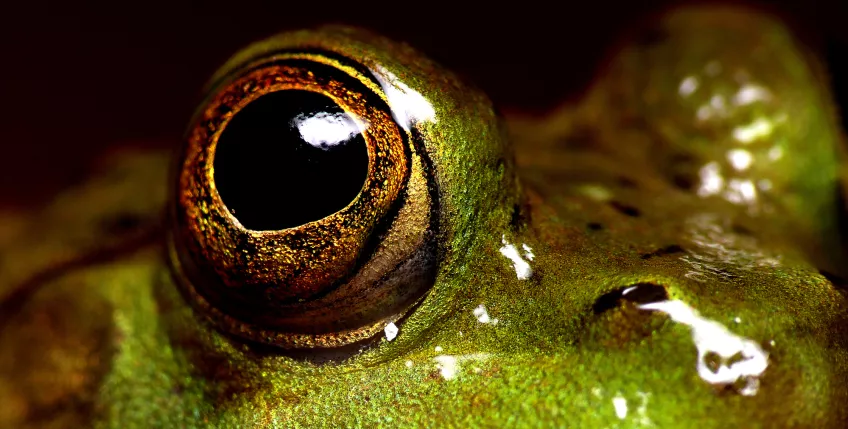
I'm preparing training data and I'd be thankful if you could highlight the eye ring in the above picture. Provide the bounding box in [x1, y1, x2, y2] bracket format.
[169, 50, 437, 349]
[182, 60, 407, 301]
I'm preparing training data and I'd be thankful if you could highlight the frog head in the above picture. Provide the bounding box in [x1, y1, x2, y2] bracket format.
[1, 5, 847, 428]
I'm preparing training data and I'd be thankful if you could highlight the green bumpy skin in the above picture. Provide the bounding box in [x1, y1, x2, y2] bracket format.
[2, 5, 848, 428]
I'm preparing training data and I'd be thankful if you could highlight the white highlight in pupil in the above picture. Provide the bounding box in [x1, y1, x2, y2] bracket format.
[293, 112, 362, 149]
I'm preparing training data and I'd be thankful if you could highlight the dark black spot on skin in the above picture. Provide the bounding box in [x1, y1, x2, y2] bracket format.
[664, 152, 699, 191]
[592, 283, 669, 314]
[617, 176, 637, 189]
[731, 223, 754, 236]
[672, 173, 695, 191]
[510, 203, 526, 230]
[587, 222, 604, 231]
[609, 201, 641, 217]
[100, 212, 145, 235]
[641, 244, 685, 259]
[703, 351, 722, 373]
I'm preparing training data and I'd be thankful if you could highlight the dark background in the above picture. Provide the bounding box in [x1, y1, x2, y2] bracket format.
[2, 0, 847, 209]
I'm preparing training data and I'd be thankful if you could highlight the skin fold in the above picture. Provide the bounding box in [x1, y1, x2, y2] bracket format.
[1, 5, 848, 428]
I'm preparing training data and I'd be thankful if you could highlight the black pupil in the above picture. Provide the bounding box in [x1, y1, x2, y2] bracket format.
[214, 90, 369, 231]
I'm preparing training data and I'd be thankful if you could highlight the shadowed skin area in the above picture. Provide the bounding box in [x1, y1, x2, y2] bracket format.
[2, 5, 848, 428]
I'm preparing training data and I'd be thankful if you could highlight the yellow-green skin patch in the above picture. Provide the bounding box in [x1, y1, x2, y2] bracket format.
[2, 6, 848, 428]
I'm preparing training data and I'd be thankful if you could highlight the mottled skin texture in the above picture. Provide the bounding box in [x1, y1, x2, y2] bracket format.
[2, 5, 848, 428]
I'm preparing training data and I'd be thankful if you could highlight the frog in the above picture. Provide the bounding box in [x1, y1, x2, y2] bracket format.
[1, 4, 848, 428]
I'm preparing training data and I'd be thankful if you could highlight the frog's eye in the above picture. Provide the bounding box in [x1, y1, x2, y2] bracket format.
[168, 51, 436, 349]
